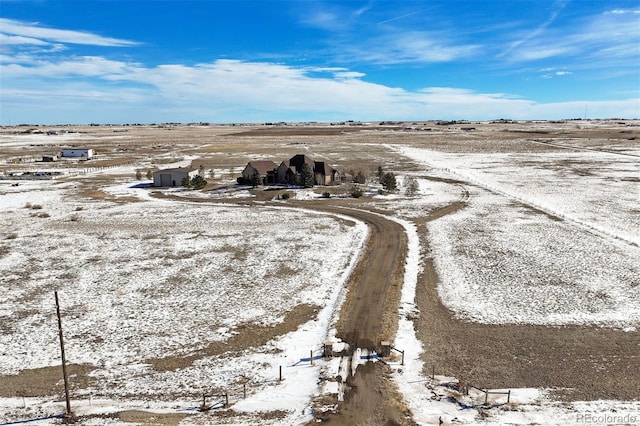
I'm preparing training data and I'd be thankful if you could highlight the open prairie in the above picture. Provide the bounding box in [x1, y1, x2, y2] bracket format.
[0, 120, 638, 425]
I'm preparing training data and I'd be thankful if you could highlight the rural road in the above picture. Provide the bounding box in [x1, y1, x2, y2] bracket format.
[163, 193, 421, 424]
[294, 202, 408, 350]
[287, 200, 416, 425]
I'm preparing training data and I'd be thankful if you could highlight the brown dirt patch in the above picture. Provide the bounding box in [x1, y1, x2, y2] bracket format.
[413, 219, 640, 401]
[226, 126, 363, 137]
[114, 410, 188, 425]
[148, 303, 320, 372]
[0, 364, 94, 398]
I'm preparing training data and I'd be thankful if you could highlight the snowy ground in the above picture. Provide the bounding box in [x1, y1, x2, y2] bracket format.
[393, 144, 640, 329]
[0, 177, 368, 424]
[1, 130, 639, 424]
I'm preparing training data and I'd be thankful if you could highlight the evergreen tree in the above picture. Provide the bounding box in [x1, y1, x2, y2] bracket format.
[353, 171, 366, 184]
[301, 163, 315, 188]
[381, 172, 397, 192]
[249, 170, 261, 187]
[191, 175, 207, 190]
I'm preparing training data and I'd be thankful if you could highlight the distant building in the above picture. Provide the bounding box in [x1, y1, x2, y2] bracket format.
[61, 148, 93, 159]
[152, 167, 199, 187]
[42, 154, 58, 162]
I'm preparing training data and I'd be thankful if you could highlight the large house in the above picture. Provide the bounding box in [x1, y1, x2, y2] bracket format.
[241, 160, 279, 186]
[153, 167, 199, 187]
[242, 155, 341, 187]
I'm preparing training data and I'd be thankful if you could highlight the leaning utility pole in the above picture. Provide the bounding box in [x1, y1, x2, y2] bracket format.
[54, 291, 72, 417]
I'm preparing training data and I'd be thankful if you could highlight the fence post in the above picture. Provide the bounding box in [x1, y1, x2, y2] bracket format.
[484, 390, 488, 405]
[243, 383, 247, 399]
[279, 365, 282, 381]
[507, 390, 511, 404]
[225, 392, 229, 408]
[310, 350, 313, 365]
[401, 350, 405, 366]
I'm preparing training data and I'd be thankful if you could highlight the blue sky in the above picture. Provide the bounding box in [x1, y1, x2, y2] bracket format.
[1, 0, 639, 124]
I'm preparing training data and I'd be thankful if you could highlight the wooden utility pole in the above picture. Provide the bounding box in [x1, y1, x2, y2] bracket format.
[55, 291, 72, 417]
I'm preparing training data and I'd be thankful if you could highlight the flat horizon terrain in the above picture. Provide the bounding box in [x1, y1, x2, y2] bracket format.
[1, 120, 638, 425]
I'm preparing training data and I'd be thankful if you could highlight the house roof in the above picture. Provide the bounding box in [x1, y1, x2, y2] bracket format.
[247, 160, 278, 175]
[154, 167, 195, 174]
[289, 154, 315, 170]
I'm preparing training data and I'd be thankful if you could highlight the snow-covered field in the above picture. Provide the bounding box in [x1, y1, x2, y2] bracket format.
[395, 144, 640, 329]
[1, 128, 639, 424]
[0, 179, 368, 424]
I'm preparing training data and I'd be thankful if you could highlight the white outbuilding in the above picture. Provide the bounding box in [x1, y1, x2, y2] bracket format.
[153, 167, 199, 187]
[61, 148, 94, 159]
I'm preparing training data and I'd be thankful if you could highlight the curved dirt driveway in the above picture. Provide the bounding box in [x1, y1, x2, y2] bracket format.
[294, 202, 407, 350]
[286, 200, 417, 425]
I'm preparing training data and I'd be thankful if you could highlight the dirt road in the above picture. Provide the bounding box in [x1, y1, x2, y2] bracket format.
[288, 200, 417, 425]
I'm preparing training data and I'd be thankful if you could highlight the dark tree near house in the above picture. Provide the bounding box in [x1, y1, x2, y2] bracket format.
[381, 172, 397, 192]
[301, 163, 315, 188]
[353, 171, 366, 184]
[190, 175, 207, 190]
[376, 165, 384, 182]
[181, 176, 192, 188]
[248, 170, 261, 187]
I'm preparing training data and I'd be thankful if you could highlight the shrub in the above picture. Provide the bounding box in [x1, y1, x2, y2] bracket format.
[281, 192, 290, 200]
[321, 192, 331, 198]
[405, 176, 419, 196]
[351, 186, 363, 198]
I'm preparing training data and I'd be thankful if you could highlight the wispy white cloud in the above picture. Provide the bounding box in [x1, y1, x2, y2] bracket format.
[297, 3, 479, 65]
[498, 3, 639, 67]
[498, 0, 569, 58]
[0, 18, 139, 47]
[341, 31, 480, 64]
[1, 57, 637, 123]
[605, 8, 640, 15]
[0, 32, 49, 46]
[377, 10, 423, 25]
[1, 55, 142, 79]
[539, 67, 573, 79]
